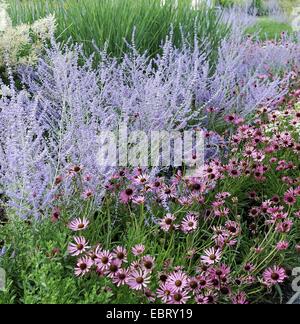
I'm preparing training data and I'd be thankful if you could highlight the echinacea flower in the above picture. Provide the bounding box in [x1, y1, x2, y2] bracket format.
[201, 248, 222, 265]
[244, 263, 255, 273]
[105, 259, 121, 278]
[159, 184, 177, 201]
[276, 240, 289, 251]
[225, 220, 241, 237]
[195, 294, 209, 304]
[82, 189, 93, 200]
[196, 275, 212, 289]
[209, 264, 231, 280]
[168, 291, 190, 305]
[231, 292, 249, 304]
[284, 188, 297, 206]
[159, 214, 177, 232]
[128, 269, 151, 291]
[112, 269, 130, 287]
[144, 289, 156, 302]
[134, 174, 150, 185]
[68, 237, 90, 256]
[95, 250, 113, 271]
[263, 266, 287, 287]
[167, 270, 188, 292]
[50, 206, 61, 221]
[180, 214, 198, 234]
[112, 246, 128, 264]
[75, 256, 93, 277]
[120, 188, 135, 204]
[156, 283, 173, 303]
[132, 244, 145, 256]
[142, 255, 155, 272]
[68, 217, 89, 231]
[187, 277, 200, 294]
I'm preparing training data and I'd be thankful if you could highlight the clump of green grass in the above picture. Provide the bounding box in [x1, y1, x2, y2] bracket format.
[7, 0, 228, 59]
[246, 17, 293, 40]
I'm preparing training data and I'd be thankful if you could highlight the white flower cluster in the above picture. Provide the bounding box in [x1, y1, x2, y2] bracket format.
[0, 1, 55, 70]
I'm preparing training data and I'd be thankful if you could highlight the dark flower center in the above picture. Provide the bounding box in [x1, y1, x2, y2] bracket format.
[175, 280, 182, 287]
[117, 252, 125, 259]
[165, 218, 173, 225]
[160, 274, 168, 282]
[199, 280, 206, 286]
[209, 254, 216, 261]
[144, 261, 153, 269]
[271, 273, 280, 281]
[79, 263, 87, 270]
[174, 293, 182, 302]
[220, 287, 230, 295]
[101, 256, 109, 264]
[136, 277, 144, 284]
[190, 281, 198, 289]
[193, 183, 201, 191]
[125, 189, 133, 196]
[110, 264, 118, 273]
[77, 244, 84, 250]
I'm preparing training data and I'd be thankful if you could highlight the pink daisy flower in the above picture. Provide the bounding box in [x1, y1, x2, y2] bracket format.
[168, 291, 190, 304]
[112, 269, 130, 287]
[134, 174, 150, 185]
[95, 250, 113, 271]
[156, 283, 173, 303]
[263, 266, 287, 287]
[132, 244, 145, 256]
[144, 289, 156, 303]
[166, 270, 188, 292]
[225, 220, 241, 237]
[105, 259, 121, 278]
[128, 270, 151, 291]
[159, 184, 177, 201]
[132, 196, 145, 205]
[187, 277, 200, 294]
[68, 217, 89, 231]
[75, 256, 93, 277]
[209, 264, 231, 280]
[88, 245, 103, 263]
[68, 236, 90, 256]
[142, 255, 155, 272]
[120, 188, 135, 204]
[112, 246, 128, 264]
[276, 219, 293, 233]
[231, 292, 249, 304]
[195, 294, 209, 304]
[201, 247, 222, 265]
[244, 263, 255, 273]
[276, 241, 289, 251]
[180, 213, 198, 234]
[82, 189, 93, 200]
[284, 188, 297, 206]
[196, 275, 212, 290]
[159, 214, 177, 232]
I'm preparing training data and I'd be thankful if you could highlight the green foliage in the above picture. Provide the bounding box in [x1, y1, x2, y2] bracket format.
[0, 217, 113, 304]
[246, 17, 293, 40]
[7, 0, 229, 60]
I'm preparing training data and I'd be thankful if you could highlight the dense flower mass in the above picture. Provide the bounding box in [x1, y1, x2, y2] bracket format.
[0, 1, 300, 305]
[60, 89, 300, 303]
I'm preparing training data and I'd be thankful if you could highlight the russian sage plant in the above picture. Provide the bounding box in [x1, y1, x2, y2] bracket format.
[0, 32, 299, 218]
